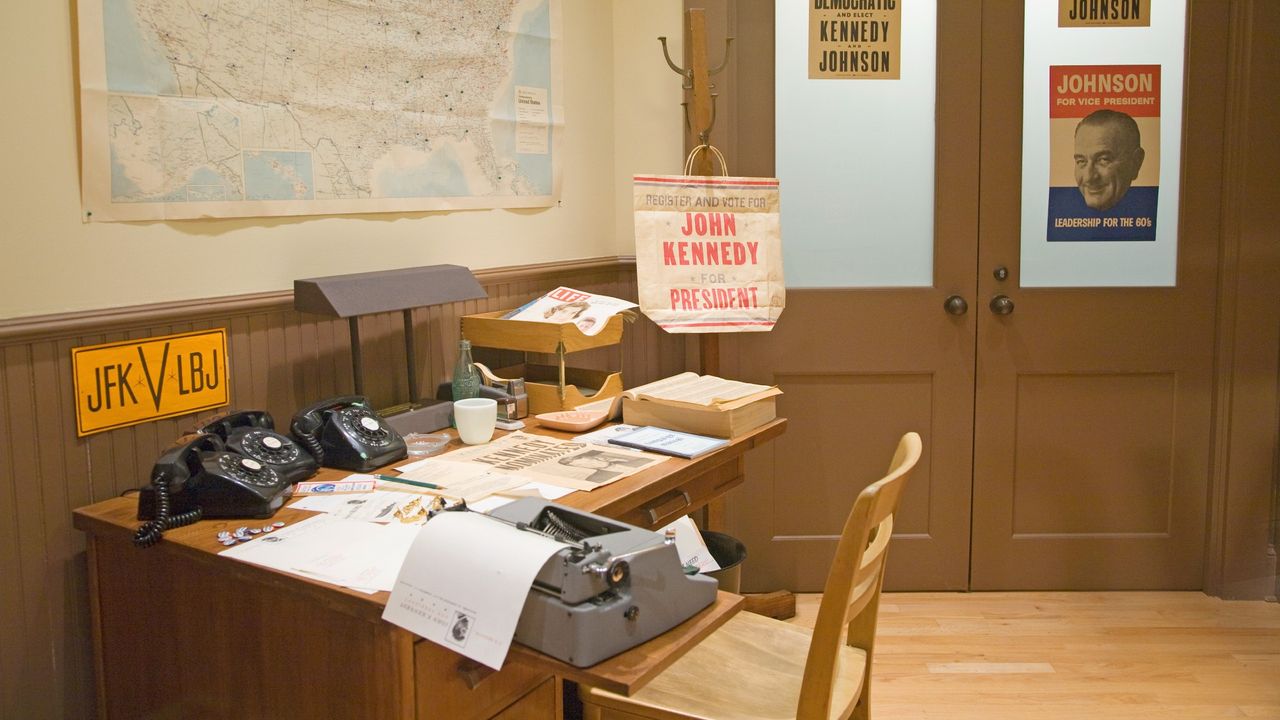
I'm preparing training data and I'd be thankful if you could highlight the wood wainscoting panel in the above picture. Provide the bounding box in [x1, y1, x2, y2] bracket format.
[0, 259, 669, 720]
[1010, 373, 1177, 536]
[768, 373, 934, 545]
[732, 369, 945, 593]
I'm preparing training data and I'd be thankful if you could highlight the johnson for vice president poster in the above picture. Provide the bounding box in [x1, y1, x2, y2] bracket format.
[1047, 64, 1160, 242]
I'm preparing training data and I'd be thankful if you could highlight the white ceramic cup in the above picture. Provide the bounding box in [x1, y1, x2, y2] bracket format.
[454, 397, 498, 445]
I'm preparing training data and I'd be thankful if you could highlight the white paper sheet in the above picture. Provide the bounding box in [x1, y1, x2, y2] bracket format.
[382, 511, 567, 670]
[395, 459, 526, 501]
[218, 514, 421, 592]
[574, 423, 641, 447]
[467, 495, 517, 514]
[659, 515, 721, 572]
[288, 490, 432, 524]
[507, 482, 576, 500]
[290, 522, 423, 592]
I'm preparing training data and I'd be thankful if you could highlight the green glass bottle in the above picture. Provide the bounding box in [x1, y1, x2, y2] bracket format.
[451, 339, 481, 401]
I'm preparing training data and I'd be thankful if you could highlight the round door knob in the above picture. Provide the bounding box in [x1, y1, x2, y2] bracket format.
[989, 295, 1015, 315]
[943, 295, 968, 315]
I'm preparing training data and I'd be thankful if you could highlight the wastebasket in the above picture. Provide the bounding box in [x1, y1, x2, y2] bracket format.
[700, 531, 748, 593]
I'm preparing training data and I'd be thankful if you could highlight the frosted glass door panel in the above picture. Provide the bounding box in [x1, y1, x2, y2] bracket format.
[1020, 2, 1185, 287]
[776, 1, 937, 288]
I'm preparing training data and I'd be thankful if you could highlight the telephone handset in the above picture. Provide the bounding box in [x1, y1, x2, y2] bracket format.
[289, 395, 407, 472]
[199, 409, 319, 484]
[134, 433, 293, 547]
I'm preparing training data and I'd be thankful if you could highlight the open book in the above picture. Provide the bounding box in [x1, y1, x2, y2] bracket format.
[606, 372, 782, 438]
[502, 286, 638, 337]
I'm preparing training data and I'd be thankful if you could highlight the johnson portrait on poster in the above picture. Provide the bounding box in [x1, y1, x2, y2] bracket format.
[1047, 64, 1160, 242]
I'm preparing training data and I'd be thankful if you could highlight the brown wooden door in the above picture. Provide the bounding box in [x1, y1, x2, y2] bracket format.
[721, 2, 981, 592]
[721, 0, 1222, 592]
[969, 1, 1223, 589]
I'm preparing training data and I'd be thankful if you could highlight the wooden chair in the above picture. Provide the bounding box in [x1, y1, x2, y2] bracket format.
[578, 432, 923, 720]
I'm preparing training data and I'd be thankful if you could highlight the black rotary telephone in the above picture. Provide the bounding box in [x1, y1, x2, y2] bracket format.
[134, 433, 294, 547]
[289, 395, 407, 472]
[199, 409, 319, 484]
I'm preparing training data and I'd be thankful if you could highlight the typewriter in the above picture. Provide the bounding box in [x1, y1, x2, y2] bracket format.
[487, 498, 719, 667]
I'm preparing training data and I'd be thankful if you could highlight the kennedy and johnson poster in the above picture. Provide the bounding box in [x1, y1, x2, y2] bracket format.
[809, 0, 901, 79]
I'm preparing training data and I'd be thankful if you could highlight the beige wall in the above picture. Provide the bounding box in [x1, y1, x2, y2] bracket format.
[0, 1, 683, 320]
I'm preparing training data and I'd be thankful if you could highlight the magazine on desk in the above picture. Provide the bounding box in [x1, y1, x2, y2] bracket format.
[502, 286, 638, 336]
[608, 426, 729, 459]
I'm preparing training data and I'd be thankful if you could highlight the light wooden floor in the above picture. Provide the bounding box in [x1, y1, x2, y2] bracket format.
[787, 592, 1280, 719]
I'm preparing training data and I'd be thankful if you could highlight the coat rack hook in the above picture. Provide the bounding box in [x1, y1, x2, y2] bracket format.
[708, 38, 735, 76]
[657, 36, 692, 80]
[697, 94, 719, 145]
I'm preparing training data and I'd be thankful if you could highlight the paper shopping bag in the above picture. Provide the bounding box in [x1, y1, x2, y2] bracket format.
[632, 151, 785, 334]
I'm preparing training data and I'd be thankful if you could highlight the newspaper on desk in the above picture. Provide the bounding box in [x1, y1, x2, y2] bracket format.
[410, 431, 667, 491]
[501, 286, 637, 336]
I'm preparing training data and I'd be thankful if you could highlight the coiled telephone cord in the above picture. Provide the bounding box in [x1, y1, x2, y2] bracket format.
[132, 476, 203, 548]
[294, 431, 325, 467]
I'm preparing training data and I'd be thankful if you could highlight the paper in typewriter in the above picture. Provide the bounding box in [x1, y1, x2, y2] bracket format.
[382, 511, 565, 669]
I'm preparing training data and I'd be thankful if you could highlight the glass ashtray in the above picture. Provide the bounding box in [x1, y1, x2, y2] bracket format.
[403, 432, 451, 457]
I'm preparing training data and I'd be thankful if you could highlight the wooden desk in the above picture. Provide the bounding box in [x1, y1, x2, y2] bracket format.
[73, 419, 785, 719]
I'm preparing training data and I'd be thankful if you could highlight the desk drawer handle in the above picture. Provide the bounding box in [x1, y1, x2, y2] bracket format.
[646, 491, 692, 525]
[456, 659, 492, 689]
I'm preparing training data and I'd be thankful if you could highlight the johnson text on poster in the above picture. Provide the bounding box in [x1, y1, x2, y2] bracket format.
[808, 0, 901, 79]
[1047, 64, 1160, 242]
[1058, 0, 1149, 27]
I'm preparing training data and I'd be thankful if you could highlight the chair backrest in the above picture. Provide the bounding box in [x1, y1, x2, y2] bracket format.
[795, 432, 922, 720]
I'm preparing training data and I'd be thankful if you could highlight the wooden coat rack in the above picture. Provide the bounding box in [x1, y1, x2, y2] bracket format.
[658, 10, 796, 620]
[659, 8, 734, 376]
[659, 9, 733, 176]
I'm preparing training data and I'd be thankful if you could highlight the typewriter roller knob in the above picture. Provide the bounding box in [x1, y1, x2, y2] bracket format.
[608, 560, 629, 586]
[585, 559, 630, 587]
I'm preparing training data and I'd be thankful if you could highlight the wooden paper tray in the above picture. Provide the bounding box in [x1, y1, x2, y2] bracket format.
[498, 363, 624, 415]
[461, 310, 624, 354]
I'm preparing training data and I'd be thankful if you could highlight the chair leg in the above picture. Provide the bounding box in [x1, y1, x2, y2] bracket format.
[850, 687, 870, 720]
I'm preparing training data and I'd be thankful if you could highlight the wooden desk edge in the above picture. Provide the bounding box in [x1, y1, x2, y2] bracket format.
[507, 590, 745, 696]
[75, 501, 746, 697]
[562, 417, 788, 518]
[72, 501, 392, 623]
[71, 418, 782, 697]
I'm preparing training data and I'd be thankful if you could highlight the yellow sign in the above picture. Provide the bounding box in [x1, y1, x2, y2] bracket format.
[809, 0, 902, 80]
[72, 329, 229, 436]
[1059, 0, 1149, 27]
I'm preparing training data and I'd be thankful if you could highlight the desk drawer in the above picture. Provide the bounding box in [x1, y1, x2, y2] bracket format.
[492, 676, 559, 719]
[615, 458, 744, 529]
[414, 640, 553, 720]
